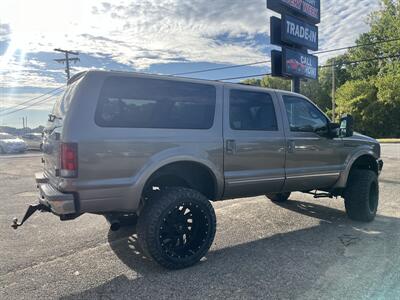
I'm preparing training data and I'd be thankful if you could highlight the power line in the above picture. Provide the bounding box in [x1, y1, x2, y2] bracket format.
[314, 37, 400, 55]
[319, 53, 400, 68]
[171, 60, 270, 76]
[3, 38, 400, 116]
[0, 90, 64, 117]
[171, 37, 400, 77]
[216, 53, 400, 81]
[218, 73, 272, 81]
[0, 86, 65, 113]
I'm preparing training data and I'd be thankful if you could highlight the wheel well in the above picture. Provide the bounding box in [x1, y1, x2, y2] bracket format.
[143, 161, 217, 200]
[350, 155, 378, 175]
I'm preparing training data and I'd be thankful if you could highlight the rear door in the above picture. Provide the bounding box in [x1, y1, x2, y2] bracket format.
[223, 87, 286, 198]
[42, 81, 79, 185]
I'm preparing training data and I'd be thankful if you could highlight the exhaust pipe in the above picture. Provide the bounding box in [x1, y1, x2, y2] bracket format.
[105, 214, 121, 231]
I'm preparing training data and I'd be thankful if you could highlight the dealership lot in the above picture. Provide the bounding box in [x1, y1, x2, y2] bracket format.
[0, 145, 399, 299]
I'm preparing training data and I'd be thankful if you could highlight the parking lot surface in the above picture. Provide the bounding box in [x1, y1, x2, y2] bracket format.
[1, 145, 399, 299]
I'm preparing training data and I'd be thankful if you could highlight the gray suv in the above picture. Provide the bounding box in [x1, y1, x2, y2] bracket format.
[13, 70, 383, 269]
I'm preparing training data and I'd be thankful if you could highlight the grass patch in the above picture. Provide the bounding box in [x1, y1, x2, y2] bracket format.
[378, 139, 400, 143]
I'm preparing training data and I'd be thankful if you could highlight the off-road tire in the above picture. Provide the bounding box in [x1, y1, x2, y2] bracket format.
[344, 170, 379, 222]
[267, 192, 291, 203]
[137, 187, 216, 269]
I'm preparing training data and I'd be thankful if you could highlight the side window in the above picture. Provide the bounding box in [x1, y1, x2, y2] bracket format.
[229, 90, 278, 131]
[283, 96, 328, 132]
[96, 77, 216, 129]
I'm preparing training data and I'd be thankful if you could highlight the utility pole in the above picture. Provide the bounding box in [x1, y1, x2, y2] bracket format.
[54, 48, 80, 81]
[332, 59, 336, 121]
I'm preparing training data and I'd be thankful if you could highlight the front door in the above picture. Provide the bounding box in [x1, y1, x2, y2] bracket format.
[279, 94, 344, 192]
[223, 87, 286, 198]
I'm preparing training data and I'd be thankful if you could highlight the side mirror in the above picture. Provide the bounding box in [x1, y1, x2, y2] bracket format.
[340, 114, 354, 137]
[327, 122, 340, 138]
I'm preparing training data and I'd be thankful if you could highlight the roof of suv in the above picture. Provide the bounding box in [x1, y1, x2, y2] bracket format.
[70, 69, 304, 98]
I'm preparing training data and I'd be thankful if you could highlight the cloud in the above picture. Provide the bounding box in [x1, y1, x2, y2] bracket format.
[0, 23, 11, 42]
[0, 91, 58, 112]
[0, 0, 381, 86]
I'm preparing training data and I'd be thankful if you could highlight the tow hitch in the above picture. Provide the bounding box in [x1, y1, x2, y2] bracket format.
[11, 203, 51, 229]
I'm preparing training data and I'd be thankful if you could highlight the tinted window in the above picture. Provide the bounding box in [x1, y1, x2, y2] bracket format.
[229, 90, 278, 131]
[96, 77, 216, 129]
[283, 96, 327, 132]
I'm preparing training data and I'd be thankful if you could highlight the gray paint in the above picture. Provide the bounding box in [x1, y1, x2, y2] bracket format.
[38, 70, 381, 216]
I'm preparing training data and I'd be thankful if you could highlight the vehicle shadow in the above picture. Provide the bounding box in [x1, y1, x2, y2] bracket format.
[62, 199, 400, 299]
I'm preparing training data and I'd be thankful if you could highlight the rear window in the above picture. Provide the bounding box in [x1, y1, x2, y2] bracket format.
[95, 76, 216, 129]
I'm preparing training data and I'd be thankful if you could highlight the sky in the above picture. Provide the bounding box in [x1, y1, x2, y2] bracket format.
[0, 0, 382, 128]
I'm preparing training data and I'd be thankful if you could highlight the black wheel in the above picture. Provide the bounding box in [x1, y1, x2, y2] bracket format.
[344, 170, 379, 222]
[137, 187, 216, 269]
[267, 192, 291, 203]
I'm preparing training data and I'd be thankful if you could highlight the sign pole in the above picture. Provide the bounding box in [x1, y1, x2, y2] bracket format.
[291, 77, 300, 93]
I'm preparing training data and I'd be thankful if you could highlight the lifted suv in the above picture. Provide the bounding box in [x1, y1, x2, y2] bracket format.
[13, 70, 383, 269]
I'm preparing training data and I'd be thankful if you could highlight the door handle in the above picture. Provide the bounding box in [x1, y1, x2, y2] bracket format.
[287, 140, 295, 153]
[226, 139, 236, 154]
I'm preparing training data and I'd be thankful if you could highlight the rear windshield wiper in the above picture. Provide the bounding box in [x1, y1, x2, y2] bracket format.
[48, 114, 62, 122]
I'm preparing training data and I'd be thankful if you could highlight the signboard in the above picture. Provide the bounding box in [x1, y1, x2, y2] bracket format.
[282, 47, 318, 80]
[267, 0, 321, 24]
[270, 16, 283, 46]
[271, 50, 283, 77]
[282, 14, 318, 50]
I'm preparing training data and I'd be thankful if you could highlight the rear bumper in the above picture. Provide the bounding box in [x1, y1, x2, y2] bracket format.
[35, 172, 77, 215]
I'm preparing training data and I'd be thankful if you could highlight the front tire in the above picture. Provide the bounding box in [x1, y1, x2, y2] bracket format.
[137, 187, 216, 269]
[267, 192, 291, 203]
[344, 170, 379, 222]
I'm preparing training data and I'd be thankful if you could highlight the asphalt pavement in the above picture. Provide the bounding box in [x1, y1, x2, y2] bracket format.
[0, 145, 399, 299]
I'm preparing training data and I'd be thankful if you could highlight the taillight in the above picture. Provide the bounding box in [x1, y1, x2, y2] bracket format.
[60, 143, 78, 178]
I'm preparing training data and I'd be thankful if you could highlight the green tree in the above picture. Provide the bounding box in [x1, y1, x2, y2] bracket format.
[347, 0, 400, 79]
[336, 74, 400, 138]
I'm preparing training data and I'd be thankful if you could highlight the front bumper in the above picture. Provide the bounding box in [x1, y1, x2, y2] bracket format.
[35, 172, 77, 215]
[377, 158, 384, 175]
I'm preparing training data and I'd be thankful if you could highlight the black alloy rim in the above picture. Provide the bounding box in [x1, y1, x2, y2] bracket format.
[159, 202, 210, 259]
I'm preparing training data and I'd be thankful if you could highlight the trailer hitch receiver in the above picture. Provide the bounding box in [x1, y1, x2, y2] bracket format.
[11, 203, 51, 229]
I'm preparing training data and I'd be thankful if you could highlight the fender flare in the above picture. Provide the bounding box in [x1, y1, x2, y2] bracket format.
[334, 148, 378, 189]
[132, 153, 224, 204]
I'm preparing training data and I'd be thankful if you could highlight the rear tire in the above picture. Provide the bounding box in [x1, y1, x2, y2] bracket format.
[267, 192, 291, 203]
[344, 170, 379, 222]
[137, 187, 216, 269]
